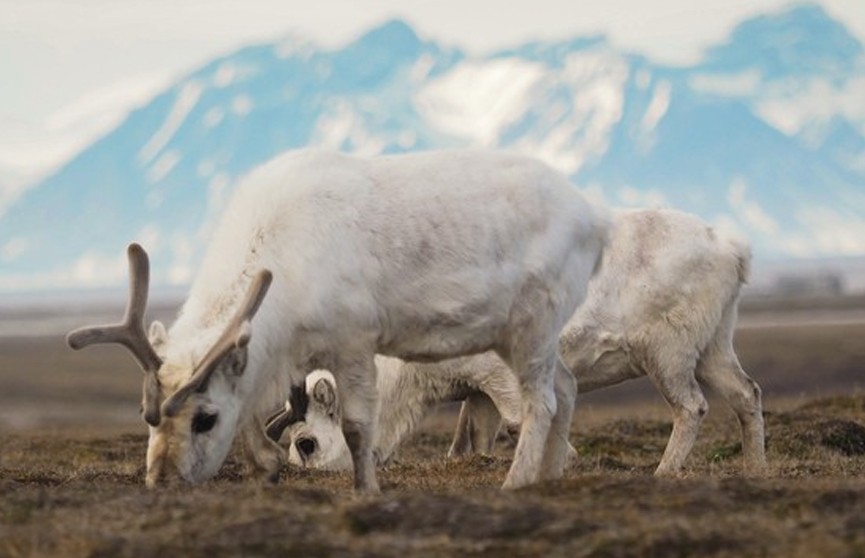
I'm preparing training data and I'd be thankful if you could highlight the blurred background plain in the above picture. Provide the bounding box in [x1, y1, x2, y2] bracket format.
[1, 0, 864, 431]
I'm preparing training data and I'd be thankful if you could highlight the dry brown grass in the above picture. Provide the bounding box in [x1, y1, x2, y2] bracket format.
[3, 392, 865, 557]
[2, 311, 865, 557]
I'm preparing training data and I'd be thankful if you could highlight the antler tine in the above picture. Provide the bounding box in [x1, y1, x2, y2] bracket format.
[162, 270, 273, 417]
[124, 243, 148, 322]
[236, 269, 274, 327]
[66, 243, 163, 373]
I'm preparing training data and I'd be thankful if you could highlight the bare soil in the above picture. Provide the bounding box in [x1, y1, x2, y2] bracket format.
[1, 305, 865, 557]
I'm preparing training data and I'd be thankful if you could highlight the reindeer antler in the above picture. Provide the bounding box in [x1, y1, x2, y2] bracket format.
[66, 243, 164, 426]
[161, 269, 273, 418]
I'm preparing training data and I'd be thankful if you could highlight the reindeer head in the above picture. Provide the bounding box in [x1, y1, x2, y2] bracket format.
[67, 244, 272, 486]
[266, 370, 353, 471]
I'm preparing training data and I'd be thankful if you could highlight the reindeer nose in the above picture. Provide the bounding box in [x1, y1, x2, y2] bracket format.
[296, 437, 317, 459]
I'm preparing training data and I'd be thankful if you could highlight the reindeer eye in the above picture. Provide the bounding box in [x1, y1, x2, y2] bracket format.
[192, 411, 218, 434]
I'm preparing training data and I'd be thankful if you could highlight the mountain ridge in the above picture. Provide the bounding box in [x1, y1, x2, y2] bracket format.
[1, 4, 863, 292]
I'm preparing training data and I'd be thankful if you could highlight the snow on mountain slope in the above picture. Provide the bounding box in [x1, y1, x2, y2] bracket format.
[1, 6, 863, 292]
[689, 4, 865, 177]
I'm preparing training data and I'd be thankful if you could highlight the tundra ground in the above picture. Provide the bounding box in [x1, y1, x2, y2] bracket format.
[1, 302, 865, 557]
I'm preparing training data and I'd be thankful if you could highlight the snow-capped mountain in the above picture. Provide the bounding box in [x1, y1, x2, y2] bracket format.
[1, 5, 863, 292]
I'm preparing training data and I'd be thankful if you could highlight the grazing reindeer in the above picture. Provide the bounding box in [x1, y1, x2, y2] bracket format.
[67, 149, 607, 491]
[268, 361, 526, 471]
[268, 209, 766, 477]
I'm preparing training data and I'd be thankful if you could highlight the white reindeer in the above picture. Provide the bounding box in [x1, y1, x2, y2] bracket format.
[268, 361, 526, 471]
[269, 208, 766, 476]
[67, 149, 608, 491]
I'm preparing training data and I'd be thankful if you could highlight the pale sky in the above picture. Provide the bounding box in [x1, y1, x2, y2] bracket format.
[1, 0, 863, 190]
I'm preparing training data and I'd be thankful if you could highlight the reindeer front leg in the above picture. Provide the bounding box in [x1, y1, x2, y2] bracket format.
[333, 353, 380, 494]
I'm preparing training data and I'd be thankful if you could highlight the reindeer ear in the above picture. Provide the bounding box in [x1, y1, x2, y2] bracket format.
[148, 320, 168, 349]
[312, 377, 337, 412]
[223, 345, 248, 378]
